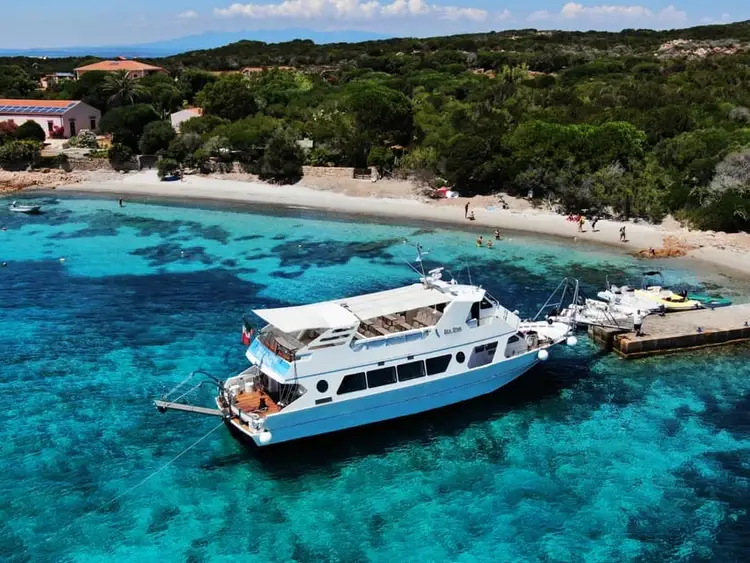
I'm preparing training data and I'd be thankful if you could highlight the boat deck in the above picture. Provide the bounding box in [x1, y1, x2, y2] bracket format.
[234, 389, 282, 416]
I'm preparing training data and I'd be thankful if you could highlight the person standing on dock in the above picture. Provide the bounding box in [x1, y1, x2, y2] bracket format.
[633, 310, 643, 336]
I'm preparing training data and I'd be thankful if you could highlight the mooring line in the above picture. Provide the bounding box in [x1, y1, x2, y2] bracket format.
[100, 421, 225, 511]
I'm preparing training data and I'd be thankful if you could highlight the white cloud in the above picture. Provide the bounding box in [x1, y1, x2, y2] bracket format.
[496, 8, 512, 21]
[700, 12, 730, 24]
[527, 3, 687, 27]
[178, 10, 199, 19]
[214, 0, 488, 21]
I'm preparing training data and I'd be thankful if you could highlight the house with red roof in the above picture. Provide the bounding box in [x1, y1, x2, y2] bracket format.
[0, 99, 101, 138]
[74, 60, 167, 80]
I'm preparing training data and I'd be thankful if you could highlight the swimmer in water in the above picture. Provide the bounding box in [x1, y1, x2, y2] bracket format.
[476, 235, 483, 247]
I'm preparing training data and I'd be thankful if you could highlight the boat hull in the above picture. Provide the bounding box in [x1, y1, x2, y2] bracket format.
[9, 206, 41, 214]
[232, 351, 543, 446]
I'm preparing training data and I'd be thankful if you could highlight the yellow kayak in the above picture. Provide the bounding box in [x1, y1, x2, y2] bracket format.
[635, 288, 702, 311]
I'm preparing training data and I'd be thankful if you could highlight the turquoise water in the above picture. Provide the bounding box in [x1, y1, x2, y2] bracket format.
[1, 195, 749, 562]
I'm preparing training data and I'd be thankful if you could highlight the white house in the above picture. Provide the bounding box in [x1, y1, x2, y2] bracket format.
[0, 99, 101, 139]
[170, 107, 202, 132]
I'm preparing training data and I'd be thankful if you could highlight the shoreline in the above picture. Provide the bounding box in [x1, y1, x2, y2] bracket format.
[27, 171, 750, 279]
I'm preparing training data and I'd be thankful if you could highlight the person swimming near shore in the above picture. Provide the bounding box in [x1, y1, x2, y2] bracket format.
[476, 235, 483, 247]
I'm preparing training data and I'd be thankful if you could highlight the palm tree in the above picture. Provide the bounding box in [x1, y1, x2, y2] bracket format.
[103, 71, 147, 107]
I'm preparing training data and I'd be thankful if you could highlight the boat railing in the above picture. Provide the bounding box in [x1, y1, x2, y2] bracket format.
[351, 326, 431, 351]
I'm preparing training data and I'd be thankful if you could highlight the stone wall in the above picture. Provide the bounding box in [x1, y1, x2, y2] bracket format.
[68, 157, 113, 171]
[302, 166, 359, 179]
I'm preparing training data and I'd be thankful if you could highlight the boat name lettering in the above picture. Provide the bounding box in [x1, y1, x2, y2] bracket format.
[443, 327, 462, 334]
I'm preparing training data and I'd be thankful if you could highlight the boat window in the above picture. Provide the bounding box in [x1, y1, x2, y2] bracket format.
[367, 366, 397, 389]
[316, 380, 328, 393]
[468, 341, 498, 369]
[397, 360, 426, 382]
[470, 302, 480, 321]
[456, 351, 465, 363]
[337, 372, 367, 395]
[426, 354, 451, 375]
[315, 397, 332, 405]
[507, 335, 520, 344]
[480, 298, 493, 310]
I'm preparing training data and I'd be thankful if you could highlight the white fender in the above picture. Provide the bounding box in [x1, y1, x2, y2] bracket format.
[259, 431, 273, 445]
[537, 349, 549, 361]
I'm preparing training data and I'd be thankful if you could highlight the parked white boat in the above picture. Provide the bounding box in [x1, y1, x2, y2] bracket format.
[597, 285, 664, 314]
[8, 201, 41, 214]
[157, 263, 577, 447]
[551, 298, 634, 330]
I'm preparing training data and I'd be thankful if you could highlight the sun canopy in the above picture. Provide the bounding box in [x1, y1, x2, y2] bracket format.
[335, 284, 454, 321]
[253, 302, 359, 333]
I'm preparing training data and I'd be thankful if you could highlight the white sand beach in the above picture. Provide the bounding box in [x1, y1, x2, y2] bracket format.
[52, 170, 750, 278]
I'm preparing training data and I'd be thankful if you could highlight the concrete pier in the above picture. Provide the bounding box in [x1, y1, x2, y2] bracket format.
[611, 303, 750, 359]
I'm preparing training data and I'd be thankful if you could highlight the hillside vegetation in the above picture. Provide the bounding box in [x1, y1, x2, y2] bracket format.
[2, 22, 750, 231]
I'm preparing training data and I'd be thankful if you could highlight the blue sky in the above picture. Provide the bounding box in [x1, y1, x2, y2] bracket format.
[2, 0, 748, 48]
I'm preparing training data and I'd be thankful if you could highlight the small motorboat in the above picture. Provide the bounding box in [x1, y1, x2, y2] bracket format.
[550, 298, 635, 330]
[635, 287, 703, 311]
[9, 201, 41, 214]
[688, 294, 733, 308]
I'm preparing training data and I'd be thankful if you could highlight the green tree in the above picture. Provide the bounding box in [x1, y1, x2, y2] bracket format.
[139, 121, 176, 155]
[103, 71, 147, 106]
[57, 70, 109, 111]
[100, 104, 160, 151]
[178, 70, 217, 104]
[197, 74, 258, 121]
[260, 129, 304, 183]
[344, 83, 413, 165]
[0, 65, 36, 97]
[179, 114, 229, 137]
[14, 121, 46, 142]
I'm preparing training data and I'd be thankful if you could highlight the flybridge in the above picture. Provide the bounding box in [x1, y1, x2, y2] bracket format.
[253, 283, 456, 333]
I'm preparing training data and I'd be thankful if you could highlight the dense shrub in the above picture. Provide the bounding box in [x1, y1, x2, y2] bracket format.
[259, 130, 303, 184]
[157, 158, 180, 179]
[108, 143, 134, 170]
[0, 140, 41, 170]
[14, 121, 46, 142]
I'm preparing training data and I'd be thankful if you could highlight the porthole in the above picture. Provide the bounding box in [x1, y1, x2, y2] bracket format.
[316, 380, 329, 393]
[456, 351, 465, 363]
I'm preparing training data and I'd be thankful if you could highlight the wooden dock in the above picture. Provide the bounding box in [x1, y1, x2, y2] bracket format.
[600, 303, 750, 359]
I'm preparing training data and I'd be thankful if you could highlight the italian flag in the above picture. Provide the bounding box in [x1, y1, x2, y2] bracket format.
[241, 320, 254, 346]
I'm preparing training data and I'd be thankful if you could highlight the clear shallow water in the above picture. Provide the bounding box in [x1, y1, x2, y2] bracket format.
[1, 195, 749, 563]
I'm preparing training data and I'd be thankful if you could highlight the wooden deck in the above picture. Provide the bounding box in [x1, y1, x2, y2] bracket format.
[234, 389, 282, 416]
[609, 303, 750, 358]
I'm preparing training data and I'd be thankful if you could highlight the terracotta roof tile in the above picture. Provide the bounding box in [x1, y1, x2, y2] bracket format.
[74, 60, 166, 72]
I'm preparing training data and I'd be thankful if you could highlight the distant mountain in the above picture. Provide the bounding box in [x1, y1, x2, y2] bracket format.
[0, 29, 391, 59]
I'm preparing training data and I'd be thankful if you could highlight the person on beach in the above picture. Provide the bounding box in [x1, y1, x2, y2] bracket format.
[591, 217, 599, 231]
[633, 310, 643, 336]
[118, 198, 123, 207]
[476, 235, 483, 247]
[619, 226, 627, 242]
[465, 202, 470, 218]
[468, 210, 475, 221]
[494, 229, 501, 240]
[578, 216, 585, 232]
